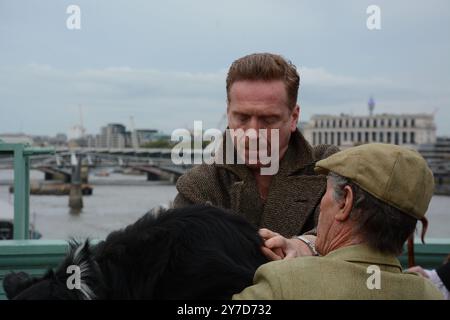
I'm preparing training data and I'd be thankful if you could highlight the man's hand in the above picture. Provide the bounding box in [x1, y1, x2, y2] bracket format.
[406, 266, 430, 278]
[259, 228, 317, 261]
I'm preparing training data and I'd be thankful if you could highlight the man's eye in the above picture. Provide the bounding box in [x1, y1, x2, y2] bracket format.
[237, 115, 249, 122]
[264, 117, 278, 124]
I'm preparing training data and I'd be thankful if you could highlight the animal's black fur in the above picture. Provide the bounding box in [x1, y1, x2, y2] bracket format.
[3, 205, 268, 300]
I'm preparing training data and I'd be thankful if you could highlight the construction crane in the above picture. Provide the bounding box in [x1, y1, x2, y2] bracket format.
[79, 104, 85, 137]
[69, 105, 86, 140]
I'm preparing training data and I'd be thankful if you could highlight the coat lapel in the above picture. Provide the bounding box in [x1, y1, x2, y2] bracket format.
[218, 129, 326, 235]
[229, 180, 264, 227]
[261, 174, 326, 236]
[258, 131, 326, 236]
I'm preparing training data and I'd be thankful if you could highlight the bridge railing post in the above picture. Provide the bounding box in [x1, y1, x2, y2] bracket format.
[0, 140, 54, 240]
[13, 144, 28, 239]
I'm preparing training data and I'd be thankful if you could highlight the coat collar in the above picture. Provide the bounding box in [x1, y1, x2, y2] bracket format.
[325, 244, 403, 272]
[214, 129, 325, 236]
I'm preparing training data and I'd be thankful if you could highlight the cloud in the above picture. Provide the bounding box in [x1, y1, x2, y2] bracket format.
[297, 67, 450, 131]
[0, 64, 227, 134]
[0, 63, 449, 136]
[300, 67, 393, 87]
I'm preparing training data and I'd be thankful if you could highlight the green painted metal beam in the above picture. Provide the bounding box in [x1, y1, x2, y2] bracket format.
[399, 239, 450, 269]
[0, 240, 69, 300]
[0, 142, 54, 240]
[13, 145, 28, 239]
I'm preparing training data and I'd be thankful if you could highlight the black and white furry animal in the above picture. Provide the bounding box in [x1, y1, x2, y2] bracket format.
[3, 205, 268, 300]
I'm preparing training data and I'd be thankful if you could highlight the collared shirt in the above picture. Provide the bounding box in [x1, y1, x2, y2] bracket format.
[233, 244, 444, 300]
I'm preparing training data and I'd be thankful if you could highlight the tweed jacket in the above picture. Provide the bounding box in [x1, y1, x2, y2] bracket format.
[173, 130, 338, 237]
[233, 244, 444, 300]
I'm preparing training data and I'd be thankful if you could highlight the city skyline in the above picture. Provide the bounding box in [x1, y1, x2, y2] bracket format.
[1, 0, 449, 135]
[0, 106, 446, 139]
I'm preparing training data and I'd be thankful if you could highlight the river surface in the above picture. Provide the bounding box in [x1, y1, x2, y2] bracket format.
[0, 169, 449, 240]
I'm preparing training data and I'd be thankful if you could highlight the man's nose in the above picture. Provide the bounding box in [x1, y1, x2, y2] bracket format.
[246, 117, 261, 131]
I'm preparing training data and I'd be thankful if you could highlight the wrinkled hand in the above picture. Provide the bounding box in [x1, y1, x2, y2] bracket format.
[406, 266, 429, 278]
[259, 228, 317, 261]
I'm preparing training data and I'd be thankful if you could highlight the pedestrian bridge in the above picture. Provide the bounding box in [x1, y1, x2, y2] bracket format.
[1, 146, 196, 183]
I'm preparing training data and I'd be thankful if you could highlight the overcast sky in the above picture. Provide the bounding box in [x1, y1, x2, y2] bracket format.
[1, 0, 449, 137]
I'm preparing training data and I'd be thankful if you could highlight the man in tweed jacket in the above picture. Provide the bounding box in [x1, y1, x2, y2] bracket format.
[173, 53, 338, 255]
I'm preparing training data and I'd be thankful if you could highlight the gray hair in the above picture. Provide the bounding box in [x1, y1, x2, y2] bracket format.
[328, 172, 417, 256]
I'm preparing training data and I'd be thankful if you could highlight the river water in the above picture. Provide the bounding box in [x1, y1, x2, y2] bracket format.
[0, 169, 449, 240]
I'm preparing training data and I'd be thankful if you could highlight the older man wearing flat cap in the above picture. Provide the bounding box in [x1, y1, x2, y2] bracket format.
[233, 143, 444, 300]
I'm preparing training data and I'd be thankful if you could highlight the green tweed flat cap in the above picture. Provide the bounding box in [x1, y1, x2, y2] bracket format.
[314, 143, 435, 220]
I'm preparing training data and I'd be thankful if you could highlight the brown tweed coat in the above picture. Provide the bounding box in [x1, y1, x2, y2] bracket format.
[173, 130, 339, 237]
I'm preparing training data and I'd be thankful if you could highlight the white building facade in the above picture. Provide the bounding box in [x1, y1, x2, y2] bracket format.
[303, 113, 436, 148]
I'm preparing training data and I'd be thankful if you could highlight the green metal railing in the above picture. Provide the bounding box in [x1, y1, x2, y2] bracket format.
[0, 140, 54, 239]
[0, 239, 449, 300]
[0, 240, 68, 299]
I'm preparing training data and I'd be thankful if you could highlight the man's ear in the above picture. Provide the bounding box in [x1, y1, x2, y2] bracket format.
[290, 104, 300, 132]
[335, 185, 354, 222]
